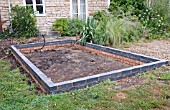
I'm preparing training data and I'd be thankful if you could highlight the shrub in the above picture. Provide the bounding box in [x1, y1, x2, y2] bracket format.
[67, 18, 85, 36]
[139, 8, 166, 37]
[0, 28, 15, 39]
[52, 18, 68, 36]
[93, 11, 110, 45]
[94, 19, 108, 45]
[11, 5, 38, 38]
[93, 10, 108, 22]
[150, 0, 170, 32]
[104, 17, 142, 47]
[108, 0, 146, 16]
[80, 17, 97, 45]
[80, 15, 142, 47]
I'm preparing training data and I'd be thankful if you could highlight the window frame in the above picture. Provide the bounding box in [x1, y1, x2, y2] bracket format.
[23, 0, 46, 16]
[70, 0, 88, 20]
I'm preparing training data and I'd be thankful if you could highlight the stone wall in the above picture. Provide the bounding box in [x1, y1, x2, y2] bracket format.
[0, 0, 109, 32]
[88, 0, 109, 16]
[38, 0, 70, 31]
[0, 0, 23, 29]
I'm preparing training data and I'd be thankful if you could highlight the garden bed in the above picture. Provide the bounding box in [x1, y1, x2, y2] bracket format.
[25, 46, 131, 83]
[10, 40, 169, 94]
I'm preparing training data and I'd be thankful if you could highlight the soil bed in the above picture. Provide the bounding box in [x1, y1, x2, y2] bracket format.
[25, 46, 131, 83]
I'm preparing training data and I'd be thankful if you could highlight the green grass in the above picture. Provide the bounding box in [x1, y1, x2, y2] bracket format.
[0, 59, 170, 110]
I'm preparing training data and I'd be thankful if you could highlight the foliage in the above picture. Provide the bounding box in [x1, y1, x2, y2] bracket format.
[108, 0, 146, 16]
[93, 18, 108, 45]
[67, 18, 85, 36]
[80, 17, 97, 45]
[0, 29, 15, 39]
[151, 0, 170, 20]
[92, 11, 110, 45]
[93, 10, 108, 22]
[11, 5, 38, 38]
[159, 73, 170, 80]
[93, 14, 142, 47]
[108, 0, 170, 40]
[0, 59, 170, 110]
[52, 18, 69, 36]
[150, 0, 170, 34]
[104, 17, 142, 46]
[139, 0, 170, 39]
[139, 8, 166, 38]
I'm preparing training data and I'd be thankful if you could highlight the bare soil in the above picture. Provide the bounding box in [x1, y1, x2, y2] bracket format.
[25, 46, 131, 83]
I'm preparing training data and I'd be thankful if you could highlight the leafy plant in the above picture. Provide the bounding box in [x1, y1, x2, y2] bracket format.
[0, 28, 15, 39]
[94, 18, 108, 45]
[11, 5, 38, 38]
[95, 16, 142, 47]
[80, 17, 97, 45]
[139, 8, 166, 38]
[93, 10, 108, 22]
[159, 73, 170, 80]
[108, 0, 146, 16]
[67, 18, 85, 36]
[150, 0, 170, 33]
[52, 18, 68, 36]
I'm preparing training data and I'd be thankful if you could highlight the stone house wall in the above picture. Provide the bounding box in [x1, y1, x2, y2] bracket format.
[0, 0, 109, 32]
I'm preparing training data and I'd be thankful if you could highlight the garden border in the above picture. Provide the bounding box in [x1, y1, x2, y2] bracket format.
[10, 40, 169, 94]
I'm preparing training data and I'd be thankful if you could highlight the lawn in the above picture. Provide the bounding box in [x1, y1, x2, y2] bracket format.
[0, 59, 170, 110]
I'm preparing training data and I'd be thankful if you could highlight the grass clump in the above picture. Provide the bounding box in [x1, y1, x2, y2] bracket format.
[0, 60, 37, 110]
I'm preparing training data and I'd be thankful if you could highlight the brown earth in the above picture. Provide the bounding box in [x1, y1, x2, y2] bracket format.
[25, 46, 131, 83]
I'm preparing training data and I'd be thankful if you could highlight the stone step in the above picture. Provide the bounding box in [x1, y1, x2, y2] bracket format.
[39, 31, 61, 38]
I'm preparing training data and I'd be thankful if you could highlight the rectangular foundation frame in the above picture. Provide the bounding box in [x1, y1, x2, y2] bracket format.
[10, 40, 169, 94]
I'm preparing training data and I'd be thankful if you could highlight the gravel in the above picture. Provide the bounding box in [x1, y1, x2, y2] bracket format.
[121, 39, 170, 61]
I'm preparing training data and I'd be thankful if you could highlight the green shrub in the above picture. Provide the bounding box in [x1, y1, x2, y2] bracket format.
[0, 28, 15, 39]
[104, 17, 142, 46]
[151, 0, 170, 18]
[67, 18, 85, 36]
[94, 19, 108, 45]
[139, 8, 166, 37]
[11, 5, 38, 38]
[52, 18, 68, 36]
[93, 10, 108, 22]
[80, 17, 97, 45]
[93, 11, 110, 45]
[108, 0, 146, 16]
[150, 0, 170, 33]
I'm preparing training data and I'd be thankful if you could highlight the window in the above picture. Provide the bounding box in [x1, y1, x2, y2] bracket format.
[71, 0, 87, 20]
[24, 0, 45, 15]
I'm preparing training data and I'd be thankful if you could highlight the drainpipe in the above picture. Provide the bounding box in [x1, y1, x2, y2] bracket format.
[8, 0, 13, 33]
[0, 11, 2, 33]
[108, 0, 111, 7]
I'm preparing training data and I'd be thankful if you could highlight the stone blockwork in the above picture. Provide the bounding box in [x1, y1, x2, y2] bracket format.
[0, 0, 23, 29]
[88, 0, 108, 16]
[0, 0, 109, 31]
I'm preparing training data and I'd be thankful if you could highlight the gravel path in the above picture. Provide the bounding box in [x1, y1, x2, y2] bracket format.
[121, 39, 170, 61]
